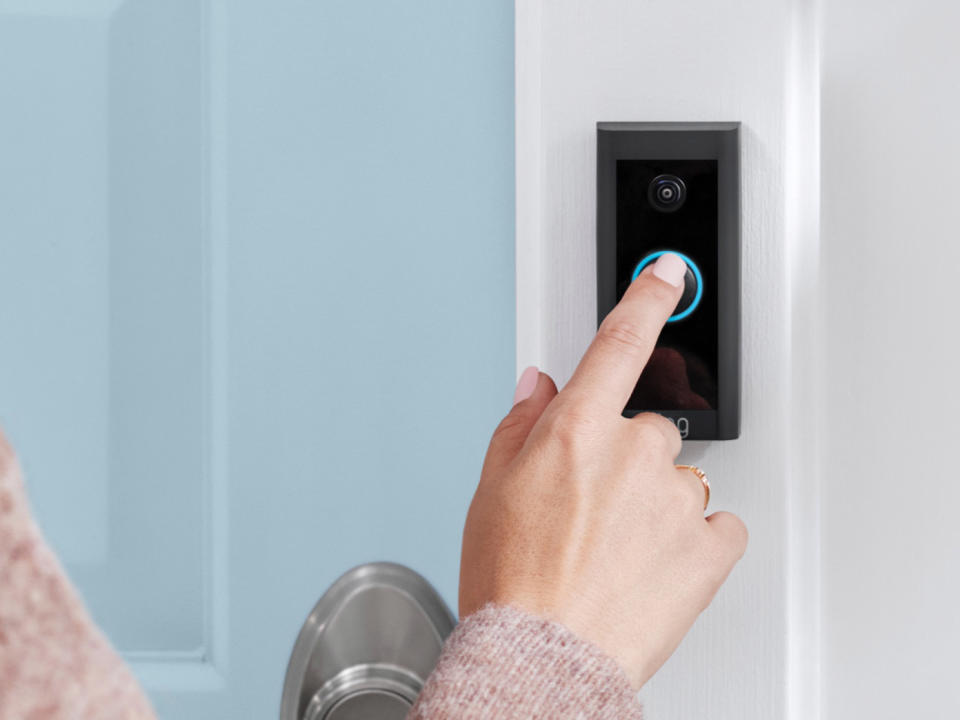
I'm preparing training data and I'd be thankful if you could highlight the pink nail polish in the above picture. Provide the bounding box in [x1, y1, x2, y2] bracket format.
[652, 252, 687, 287]
[513, 366, 539, 405]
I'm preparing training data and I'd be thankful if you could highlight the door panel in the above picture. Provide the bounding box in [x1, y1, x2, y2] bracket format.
[0, 0, 206, 657]
[0, 1, 515, 717]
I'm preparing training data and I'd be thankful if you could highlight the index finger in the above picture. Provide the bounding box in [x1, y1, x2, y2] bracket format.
[564, 252, 687, 413]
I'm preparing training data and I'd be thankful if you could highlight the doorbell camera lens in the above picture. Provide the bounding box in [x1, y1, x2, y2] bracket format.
[648, 174, 687, 212]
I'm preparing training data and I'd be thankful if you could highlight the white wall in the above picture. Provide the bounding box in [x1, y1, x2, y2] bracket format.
[516, 1, 821, 718]
[520, 0, 960, 717]
[821, 2, 960, 718]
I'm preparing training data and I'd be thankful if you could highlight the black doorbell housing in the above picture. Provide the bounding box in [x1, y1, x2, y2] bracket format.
[597, 122, 740, 440]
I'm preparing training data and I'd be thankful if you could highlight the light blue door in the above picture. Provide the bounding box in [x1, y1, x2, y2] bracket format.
[0, 1, 514, 716]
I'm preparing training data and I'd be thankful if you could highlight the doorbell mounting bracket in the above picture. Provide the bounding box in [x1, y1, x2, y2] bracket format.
[597, 122, 740, 440]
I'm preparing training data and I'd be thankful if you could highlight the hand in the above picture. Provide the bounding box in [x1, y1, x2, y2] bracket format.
[459, 252, 748, 689]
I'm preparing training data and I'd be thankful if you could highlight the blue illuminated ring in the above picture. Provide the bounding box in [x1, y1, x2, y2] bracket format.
[631, 250, 703, 323]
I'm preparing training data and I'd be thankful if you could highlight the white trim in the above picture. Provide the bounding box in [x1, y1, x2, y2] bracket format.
[784, 0, 823, 718]
[514, 1, 825, 716]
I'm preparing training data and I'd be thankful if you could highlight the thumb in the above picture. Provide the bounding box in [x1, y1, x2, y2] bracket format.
[482, 367, 558, 478]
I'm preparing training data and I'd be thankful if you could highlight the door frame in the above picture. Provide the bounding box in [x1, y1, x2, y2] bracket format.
[513, 1, 824, 716]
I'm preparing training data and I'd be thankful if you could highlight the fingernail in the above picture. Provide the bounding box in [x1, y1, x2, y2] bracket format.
[513, 366, 539, 405]
[652, 252, 687, 287]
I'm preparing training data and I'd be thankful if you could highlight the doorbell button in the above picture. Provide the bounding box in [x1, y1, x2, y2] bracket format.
[632, 250, 703, 322]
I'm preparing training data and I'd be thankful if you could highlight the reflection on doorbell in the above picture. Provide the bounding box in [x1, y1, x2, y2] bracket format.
[597, 122, 740, 440]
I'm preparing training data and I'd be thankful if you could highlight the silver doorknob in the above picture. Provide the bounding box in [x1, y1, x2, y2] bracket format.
[280, 562, 456, 720]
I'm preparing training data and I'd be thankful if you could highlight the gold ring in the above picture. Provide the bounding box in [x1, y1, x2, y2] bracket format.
[676, 464, 710, 510]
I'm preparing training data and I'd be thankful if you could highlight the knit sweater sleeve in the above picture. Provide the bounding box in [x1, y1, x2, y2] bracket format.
[407, 604, 643, 720]
[0, 435, 157, 720]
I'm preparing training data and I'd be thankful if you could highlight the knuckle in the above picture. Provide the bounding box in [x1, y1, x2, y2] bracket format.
[542, 405, 601, 447]
[596, 317, 654, 356]
[703, 514, 749, 571]
[662, 420, 684, 448]
[634, 413, 681, 450]
[634, 421, 668, 453]
[491, 412, 529, 444]
[726, 516, 750, 557]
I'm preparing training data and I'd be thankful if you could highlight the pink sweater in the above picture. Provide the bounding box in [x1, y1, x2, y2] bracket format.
[409, 604, 642, 719]
[0, 437, 642, 719]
